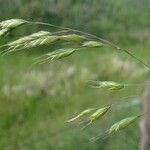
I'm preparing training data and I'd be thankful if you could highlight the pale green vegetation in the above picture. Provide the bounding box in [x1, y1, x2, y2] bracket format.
[0, 41, 149, 149]
[0, 0, 150, 150]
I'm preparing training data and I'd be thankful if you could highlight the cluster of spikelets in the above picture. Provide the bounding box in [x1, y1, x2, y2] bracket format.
[66, 80, 136, 124]
[0, 19, 105, 64]
[67, 105, 143, 141]
[67, 106, 111, 129]
[0, 19, 148, 141]
[66, 80, 145, 140]
[0, 19, 149, 69]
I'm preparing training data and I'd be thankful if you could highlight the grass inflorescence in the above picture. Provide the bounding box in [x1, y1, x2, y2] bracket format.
[0, 18, 148, 143]
[0, 19, 27, 37]
[0, 18, 149, 69]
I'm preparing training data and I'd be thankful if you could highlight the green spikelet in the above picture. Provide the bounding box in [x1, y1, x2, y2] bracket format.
[89, 106, 111, 123]
[37, 35, 59, 46]
[46, 48, 76, 60]
[60, 34, 85, 42]
[108, 116, 137, 134]
[0, 19, 26, 38]
[67, 108, 96, 123]
[36, 48, 76, 64]
[82, 41, 103, 48]
[91, 116, 138, 142]
[8, 31, 51, 46]
[0, 19, 26, 29]
[1, 34, 59, 54]
[0, 28, 10, 37]
[88, 80, 124, 90]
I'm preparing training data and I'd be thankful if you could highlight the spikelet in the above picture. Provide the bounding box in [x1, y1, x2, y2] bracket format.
[29, 31, 51, 38]
[89, 106, 111, 123]
[91, 116, 137, 142]
[37, 48, 76, 63]
[108, 116, 137, 134]
[39, 35, 59, 45]
[60, 34, 85, 42]
[0, 19, 26, 38]
[82, 41, 103, 48]
[67, 108, 96, 123]
[23, 35, 59, 48]
[0, 19, 26, 30]
[88, 80, 124, 90]
[46, 48, 76, 59]
[8, 31, 51, 46]
[21, 31, 51, 41]
[1, 34, 59, 54]
[81, 106, 111, 130]
[0, 28, 10, 37]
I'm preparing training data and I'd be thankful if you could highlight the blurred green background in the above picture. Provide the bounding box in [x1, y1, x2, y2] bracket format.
[0, 0, 150, 149]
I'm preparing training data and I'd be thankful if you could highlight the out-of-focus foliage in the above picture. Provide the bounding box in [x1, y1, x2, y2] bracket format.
[0, 1, 150, 150]
[0, 0, 149, 41]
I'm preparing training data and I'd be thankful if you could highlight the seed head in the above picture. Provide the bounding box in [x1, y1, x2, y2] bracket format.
[2, 34, 58, 54]
[67, 108, 96, 123]
[82, 41, 103, 48]
[108, 116, 137, 134]
[60, 34, 85, 42]
[0, 19, 26, 30]
[88, 80, 124, 90]
[9, 31, 51, 46]
[89, 106, 111, 122]
[46, 48, 76, 61]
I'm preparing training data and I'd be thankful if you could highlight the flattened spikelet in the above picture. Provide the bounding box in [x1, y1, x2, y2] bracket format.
[60, 34, 85, 42]
[108, 116, 137, 134]
[8, 31, 51, 46]
[81, 106, 111, 130]
[88, 80, 124, 90]
[91, 116, 138, 141]
[1, 34, 59, 54]
[36, 35, 59, 46]
[0, 19, 26, 29]
[82, 41, 103, 48]
[67, 108, 96, 123]
[19, 31, 51, 43]
[20, 35, 59, 50]
[89, 106, 111, 122]
[0, 19, 26, 38]
[37, 48, 76, 63]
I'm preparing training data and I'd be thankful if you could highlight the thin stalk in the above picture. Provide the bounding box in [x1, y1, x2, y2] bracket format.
[27, 20, 150, 69]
